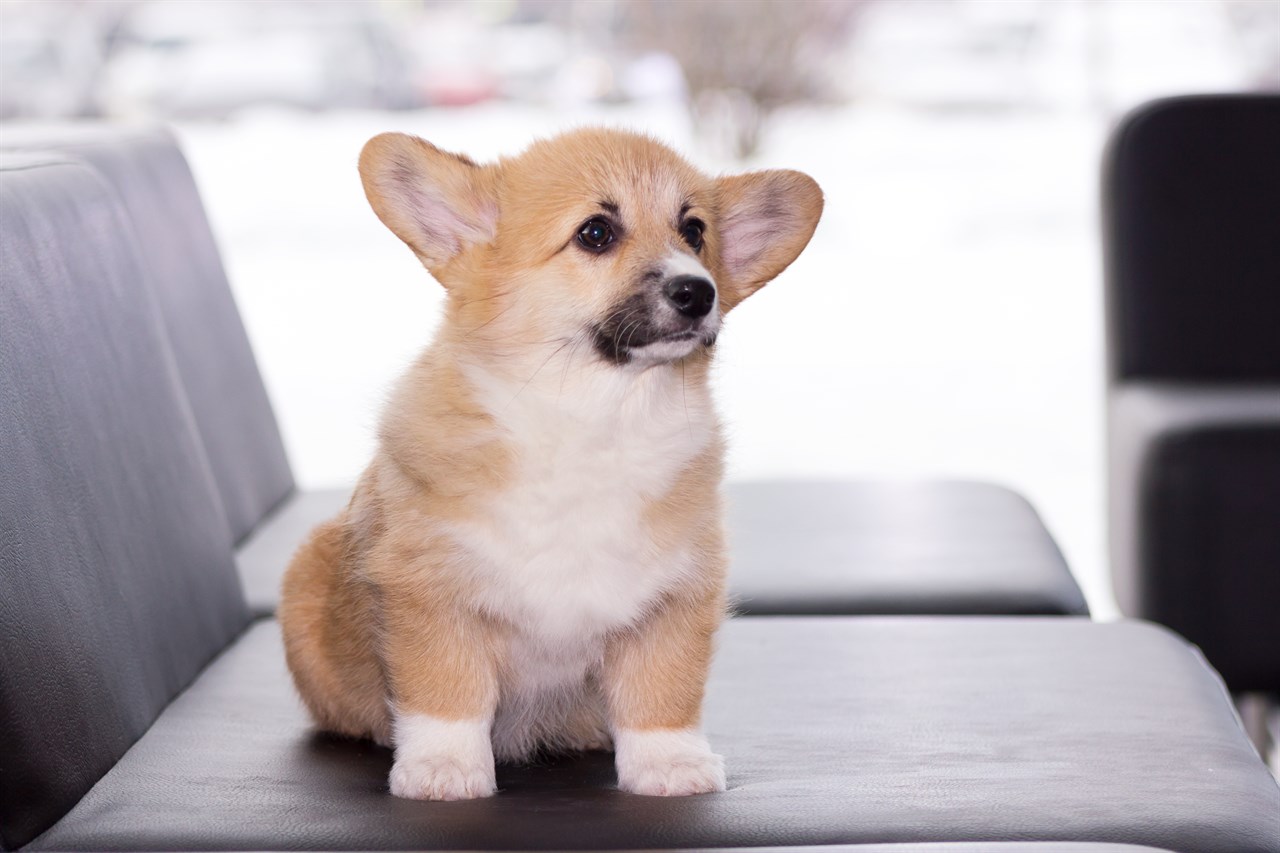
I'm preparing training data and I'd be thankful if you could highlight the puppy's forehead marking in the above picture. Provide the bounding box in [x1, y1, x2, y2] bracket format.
[663, 251, 714, 284]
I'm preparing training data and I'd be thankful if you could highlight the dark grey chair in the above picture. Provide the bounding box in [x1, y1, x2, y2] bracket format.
[1103, 95, 1280, 702]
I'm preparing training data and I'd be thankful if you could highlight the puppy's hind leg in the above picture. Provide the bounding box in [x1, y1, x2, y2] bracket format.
[279, 519, 391, 746]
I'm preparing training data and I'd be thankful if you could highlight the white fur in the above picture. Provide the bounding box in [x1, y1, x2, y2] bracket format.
[662, 250, 716, 288]
[390, 712, 496, 800]
[614, 727, 726, 796]
[447, 351, 716, 759]
[629, 336, 703, 364]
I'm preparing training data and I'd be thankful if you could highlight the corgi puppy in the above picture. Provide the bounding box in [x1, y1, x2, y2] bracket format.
[279, 128, 822, 801]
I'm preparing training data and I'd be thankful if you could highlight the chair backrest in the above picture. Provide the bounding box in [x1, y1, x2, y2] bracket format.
[1, 125, 295, 543]
[1102, 94, 1280, 383]
[0, 152, 251, 849]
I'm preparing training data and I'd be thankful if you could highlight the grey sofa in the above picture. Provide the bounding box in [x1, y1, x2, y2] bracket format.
[2, 127, 1277, 852]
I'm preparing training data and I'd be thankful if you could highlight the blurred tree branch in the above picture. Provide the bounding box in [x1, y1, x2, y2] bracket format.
[617, 0, 873, 157]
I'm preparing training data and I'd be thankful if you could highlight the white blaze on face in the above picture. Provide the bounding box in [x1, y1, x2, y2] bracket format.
[664, 251, 718, 306]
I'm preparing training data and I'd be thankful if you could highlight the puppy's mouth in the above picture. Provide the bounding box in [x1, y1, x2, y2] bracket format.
[592, 296, 719, 366]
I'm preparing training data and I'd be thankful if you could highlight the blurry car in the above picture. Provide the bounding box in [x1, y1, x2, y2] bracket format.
[845, 0, 1044, 109]
[0, 12, 103, 119]
[402, 12, 565, 107]
[98, 0, 416, 119]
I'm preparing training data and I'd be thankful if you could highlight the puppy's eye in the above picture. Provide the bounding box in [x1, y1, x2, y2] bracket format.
[577, 217, 615, 252]
[680, 218, 705, 251]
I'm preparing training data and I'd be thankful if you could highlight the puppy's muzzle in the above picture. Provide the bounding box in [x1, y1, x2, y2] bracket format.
[663, 276, 716, 320]
[592, 271, 719, 366]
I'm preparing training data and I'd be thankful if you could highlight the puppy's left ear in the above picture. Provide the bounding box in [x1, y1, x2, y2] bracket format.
[714, 170, 823, 309]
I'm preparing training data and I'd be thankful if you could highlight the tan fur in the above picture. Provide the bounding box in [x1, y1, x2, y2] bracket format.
[279, 128, 822, 795]
[603, 531, 727, 730]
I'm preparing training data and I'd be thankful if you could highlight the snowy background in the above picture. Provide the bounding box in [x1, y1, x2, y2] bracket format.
[6, 0, 1279, 617]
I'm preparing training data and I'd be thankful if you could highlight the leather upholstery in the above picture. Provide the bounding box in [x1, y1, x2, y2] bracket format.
[1110, 385, 1280, 691]
[726, 480, 1086, 615]
[236, 481, 1088, 618]
[674, 848, 1177, 853]
[0, 153, 251, 850]
[1141, 424, 1280, 691]
[1102, 94, 1280, 382]
[562, 847, 1176, 852]
[1, 125, 295, 544]
[1109, 385, 1280, 616]
[1103, 93, 1280, 694]
[29, 618, 1280, 852]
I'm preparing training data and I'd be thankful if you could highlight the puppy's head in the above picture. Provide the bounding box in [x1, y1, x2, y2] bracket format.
[359, 129, 822, 367]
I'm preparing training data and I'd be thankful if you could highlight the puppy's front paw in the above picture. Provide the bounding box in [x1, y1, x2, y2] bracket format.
[614, 728, 726, 796]
[390, 712, 496, 801]
[389, 754, 496, 801]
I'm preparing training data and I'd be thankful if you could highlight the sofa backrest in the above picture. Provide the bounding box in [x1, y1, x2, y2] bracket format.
[0, 152, 251, 849]
[1102, 94, 1280, 383]
[0, 125, 295, 544]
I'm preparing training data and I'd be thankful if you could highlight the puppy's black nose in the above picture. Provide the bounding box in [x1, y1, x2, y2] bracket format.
[663, 275, 716, 319]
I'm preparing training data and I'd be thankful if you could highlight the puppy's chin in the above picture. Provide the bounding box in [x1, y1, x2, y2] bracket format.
[610, 330, 717, 368]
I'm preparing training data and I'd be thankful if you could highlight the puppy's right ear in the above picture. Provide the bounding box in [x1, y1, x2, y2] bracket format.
[358, 132, 498, 272]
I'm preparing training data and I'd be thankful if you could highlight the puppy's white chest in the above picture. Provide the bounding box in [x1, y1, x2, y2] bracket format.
[453, 367, 712, 641]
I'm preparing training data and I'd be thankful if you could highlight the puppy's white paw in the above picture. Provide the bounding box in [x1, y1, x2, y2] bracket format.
[389, 754, 496, 801]
[614, 728, 726, 796]
[390, 712, 496, 801]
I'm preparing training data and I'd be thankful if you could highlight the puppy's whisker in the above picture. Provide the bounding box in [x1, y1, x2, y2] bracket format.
[454, 288, 510, 306]
[681, 360, 693, 441]
[463, 302, 519, 340]
[559, 333, 588, 399]
[613, 307, 647, 358]
[622, 313, 646, 354]
[503, 338, 573, 412]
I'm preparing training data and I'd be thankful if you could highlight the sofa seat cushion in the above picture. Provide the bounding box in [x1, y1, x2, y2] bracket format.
[29, 618, 1278, 852]
[236, 481, 1087, 618]
[725, 480, 1085, 615]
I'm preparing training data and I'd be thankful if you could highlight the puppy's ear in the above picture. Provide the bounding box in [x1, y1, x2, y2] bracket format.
[714, 170, 823, 308]
[359, 132, 498, 273]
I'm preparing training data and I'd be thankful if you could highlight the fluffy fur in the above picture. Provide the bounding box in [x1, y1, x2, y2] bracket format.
[279, 128, 823, 800]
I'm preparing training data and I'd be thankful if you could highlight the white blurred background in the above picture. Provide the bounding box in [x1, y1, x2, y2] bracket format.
[4, 0, 1278, 616]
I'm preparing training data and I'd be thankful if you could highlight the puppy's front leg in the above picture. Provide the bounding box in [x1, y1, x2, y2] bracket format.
[603, 584, 726, 796]
[382, 585, 499, 801]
